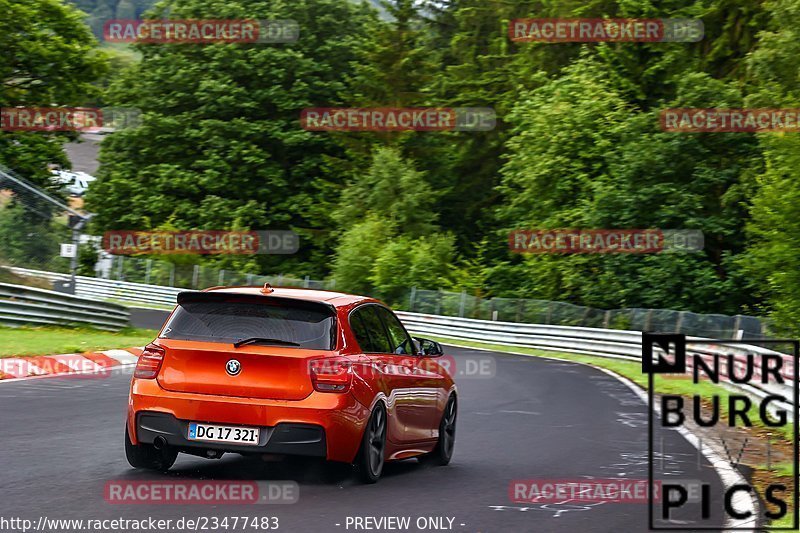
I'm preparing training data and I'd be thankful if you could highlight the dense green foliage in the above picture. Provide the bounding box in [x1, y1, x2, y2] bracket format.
[85, 0, 380, 276]
[0, 0, 107, 182]
[0, 0, 108, 269]
[4, 0, 800, 333]
[739, 0, 800, 334]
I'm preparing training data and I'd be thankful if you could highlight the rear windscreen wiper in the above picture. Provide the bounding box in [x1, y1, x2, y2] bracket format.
[233, 337, 301, 348]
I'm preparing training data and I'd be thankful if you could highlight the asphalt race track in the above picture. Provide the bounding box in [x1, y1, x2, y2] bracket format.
[0, 346, 727, 532]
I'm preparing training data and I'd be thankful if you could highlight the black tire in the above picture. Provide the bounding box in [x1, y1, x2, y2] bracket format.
[355, 403, 387, 483]
[420, 394, 457, 466]
[125, 425, 177, 471]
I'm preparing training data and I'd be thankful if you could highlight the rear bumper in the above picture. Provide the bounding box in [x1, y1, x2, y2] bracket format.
[136, 412, 327, 456]
[128, 378, 370, 463]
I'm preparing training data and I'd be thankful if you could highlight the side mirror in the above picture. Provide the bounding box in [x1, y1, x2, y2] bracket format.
[414, 337, 444, 357]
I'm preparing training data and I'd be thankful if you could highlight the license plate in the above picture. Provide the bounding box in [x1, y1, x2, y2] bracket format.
[188, 422, 260, 445]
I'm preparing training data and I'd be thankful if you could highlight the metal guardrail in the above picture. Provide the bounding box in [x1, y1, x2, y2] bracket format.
[75, 276, 183, 307]
[8, 267, 183, 307]
[8, 267, 325, 308]
[408, 289, 771, 339]
[5, 268, 795, 413]
[397, 311, 643, 359]
[397, 311, 795, 414]
[0, 283, 129, 331]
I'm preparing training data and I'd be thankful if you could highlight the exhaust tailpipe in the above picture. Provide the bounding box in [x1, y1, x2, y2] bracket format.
[153, 436, 168, 450]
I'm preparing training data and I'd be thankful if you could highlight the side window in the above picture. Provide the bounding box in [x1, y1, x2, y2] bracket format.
[376, 306, 415, 355]
[350, 306, 392, 353]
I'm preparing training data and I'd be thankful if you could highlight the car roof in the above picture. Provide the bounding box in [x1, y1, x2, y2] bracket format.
[202, 285, 375, 307]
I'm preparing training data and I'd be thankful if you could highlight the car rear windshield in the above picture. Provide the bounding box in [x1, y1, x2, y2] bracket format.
[160, 295, 336, 350]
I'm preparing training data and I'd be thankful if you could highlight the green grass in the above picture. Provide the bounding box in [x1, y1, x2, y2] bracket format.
[769, 461, 798, 529]
[429, 335, 795, 442]
[769, 460, 796, 479]
[0, 326, 158, 358]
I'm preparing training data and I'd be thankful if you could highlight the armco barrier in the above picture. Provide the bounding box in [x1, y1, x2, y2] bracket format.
[5, 268, 796, 414]
[396, 311, 643, 359]
[396, 311, 795, 415]
[0, 283, 129, 331]
[8, 267, 183, 307]
[74, 276, 183, 307]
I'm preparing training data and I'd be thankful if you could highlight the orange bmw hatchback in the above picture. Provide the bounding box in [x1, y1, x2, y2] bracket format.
[126, 285, 457, 483]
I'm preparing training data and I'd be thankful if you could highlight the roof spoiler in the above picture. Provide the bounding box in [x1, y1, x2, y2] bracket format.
[176, 291, 336, 313]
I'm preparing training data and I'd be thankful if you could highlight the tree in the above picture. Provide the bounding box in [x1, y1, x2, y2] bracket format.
[335, 147, 438, 238]
[85, 0, 381, 277]
[742, 134, 800, 333]
[497, 54, 758, 313]
[320, 0, 439, 234]
[739, 0, 800, 334]
[0, 203, 69, 270]
[371, 233, 456, 304]
[351, 0, 434, 108]
[0, 0, 107, 184]
[332, 216, 393, 295]
[332, 147, 456, 299]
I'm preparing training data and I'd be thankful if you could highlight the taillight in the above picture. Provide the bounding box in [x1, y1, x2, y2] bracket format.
[310, 358, 353, 393]
[134, 343, 165, 379]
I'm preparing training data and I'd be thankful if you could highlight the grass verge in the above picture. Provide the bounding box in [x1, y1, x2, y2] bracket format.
[0, 326, 158, 358]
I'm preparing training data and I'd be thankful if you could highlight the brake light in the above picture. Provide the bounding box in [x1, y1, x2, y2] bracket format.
[310, 358, 353, 393]
[134, 343, 165, 379]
